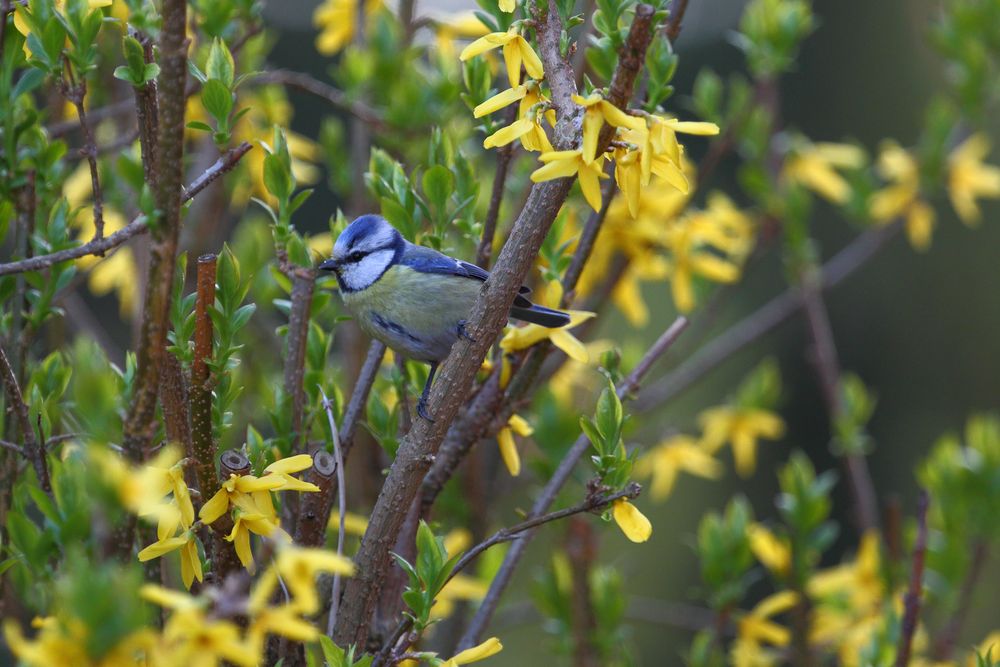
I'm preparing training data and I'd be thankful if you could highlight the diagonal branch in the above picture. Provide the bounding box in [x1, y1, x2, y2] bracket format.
[457, 316, 688, 649]
[249, 70, 387, 132]
[0, 142, 252, 278]
[896, 491, 929, 667]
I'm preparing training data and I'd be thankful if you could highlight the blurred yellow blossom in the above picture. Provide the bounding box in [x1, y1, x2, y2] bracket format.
[662, 210, 744, 313]
[782, 141, 865, 204]
[947, 133, 1000, 225]
[496, 413, 532, 476]
[699, 405, 785, 477]
[748, 523, 791, 576]
[499, 281, 595, 361]
[869, 140, 935, 251]
[432, 13, 491, 60]
[460, 28, 543, 87]
[313, 0, 384, 55]
[327, 507, 371, 535]
[612, 499, 652, 543]
[634, 434, 722, 501]
[249, 546, 355, 615]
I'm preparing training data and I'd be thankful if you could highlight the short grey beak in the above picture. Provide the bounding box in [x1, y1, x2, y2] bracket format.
[318, 258, 340, 272]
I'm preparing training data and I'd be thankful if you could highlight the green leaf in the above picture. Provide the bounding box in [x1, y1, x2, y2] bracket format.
[421, 165, 454, 213]
[263, 152, 293, 203]
[595, 380, 623, 448]
[318, 636, 348, 667]
[13, 68, 47, 99]
[200, 78, 233, 123]
[186, 120, 214, 132]
[206, 37, 235, 87]
[217, 244, 241, 298]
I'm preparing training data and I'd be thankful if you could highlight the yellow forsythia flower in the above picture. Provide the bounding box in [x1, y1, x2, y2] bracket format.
[782, 141, 865, 204]
[496, 413, 532, 476]
[869, 140, 935, 251]
[460, 28, 543, 86]
[699, 406, 785, 477]
[634, 434, 722, 501]
[531, 149, 609, 212]
[313, 0, 384, 55]
[442, 637, 504, 666]
[612, 499, 652, 543]
[947, 133, 1000, 225]
[499, 281, 595, 360]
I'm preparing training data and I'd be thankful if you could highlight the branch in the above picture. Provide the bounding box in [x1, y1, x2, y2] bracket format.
[332, 0, 585, 646]
[634, 222, 901, 412]
[0, 142, 253, 277]
[665, 0, 691, 42]
[190, 254, 218, 498]
[62, 80, 106, 242]
[319, 389, 348, 636]
[799, 265, 878, 532]
[0, 344, 51, 496]
[284, 268, 316, 451]
[376, 485, 642, 666]
[249, 70, 387, 132]
[120, 0, 188, 462]
[895, 491, 929, 667]
[457, 316, 688, 649]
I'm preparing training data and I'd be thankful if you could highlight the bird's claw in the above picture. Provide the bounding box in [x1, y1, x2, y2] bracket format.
[417, 398, 435, 422]
[457, 320, 476, 342]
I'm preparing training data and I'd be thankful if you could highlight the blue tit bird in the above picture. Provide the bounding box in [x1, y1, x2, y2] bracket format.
[319, 214, 571, 420]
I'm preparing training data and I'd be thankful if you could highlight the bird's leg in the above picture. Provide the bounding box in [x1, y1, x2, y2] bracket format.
[457, 319, 476, 342]
[416, 361, 439, 422]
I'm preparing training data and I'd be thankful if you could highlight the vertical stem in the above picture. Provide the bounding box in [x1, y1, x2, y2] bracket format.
[475, 107, 517, 269]
[284, 268, 316, 451]
[0, 344, 51, 496]
[565, 517, 600, 667]
[799, 272, 879, 533]
[896, 491, 929, 667]
[191, 254, 218, 499]
[121, 0, 187, 466]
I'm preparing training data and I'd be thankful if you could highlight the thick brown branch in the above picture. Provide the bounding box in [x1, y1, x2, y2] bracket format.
[284, 269, 316, 451]
[0, 142, 252, 278]
[120, 0, 188, 463]
[896, 491, 929, 667]
[0, 345, 51, 496]
[458, 316, 688, 649]
[190, 254, 218, 498]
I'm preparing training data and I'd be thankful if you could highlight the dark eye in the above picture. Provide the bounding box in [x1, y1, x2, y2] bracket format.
[347, 251, 365, 263]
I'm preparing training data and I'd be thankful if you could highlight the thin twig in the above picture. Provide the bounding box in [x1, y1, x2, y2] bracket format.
[62, 81, 106, 242]
[799, 267, 879, 532]
[665, 0, 691, 42]
[896, 491, 929, 667]
[458, 316, 688, 649]
[0, 344, 51, 496]
[248, 70, 387, 132]
[634, 222, 901, 411]
[0, 142, 253, 277]
[47, 99, 134, 138]
[321, 388, 348, 637]
[932, 539, 990, 659]
[376, 485, 642, 666]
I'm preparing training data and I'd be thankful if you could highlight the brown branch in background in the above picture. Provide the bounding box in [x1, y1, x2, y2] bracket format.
[634, 222, 901, 412]
[376, 485, 642, 666]
[896, 491, 929, 667]
[130, 29, 160, 188]
[665, 0, 691, 42]
[47, 99, 134, 138]
[249, 71, 387, 131]
[0, 344, 51, 496]
[799, 270, 879, 533]
[190, 254, 218, 498]
[284, 268, 316, 451]
[0, 142, 252, 278]
[458, 316, 688, 649]
[62, 80, 106, 242]
[566, 518, 600, 667]
[932, 538, 989, 660]
[475, 107, 517, 268]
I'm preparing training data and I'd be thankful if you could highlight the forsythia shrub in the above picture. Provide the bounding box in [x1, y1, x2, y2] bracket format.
[0, 0, 999, 665]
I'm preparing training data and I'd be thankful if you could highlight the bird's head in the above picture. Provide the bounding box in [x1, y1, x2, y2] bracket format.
[319, 215, 403, 292]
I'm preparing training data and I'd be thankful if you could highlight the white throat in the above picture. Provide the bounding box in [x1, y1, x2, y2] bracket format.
[340, 249, 395, 291]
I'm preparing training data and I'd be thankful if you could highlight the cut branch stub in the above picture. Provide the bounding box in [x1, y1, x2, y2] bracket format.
[219, 449, 251, 477]
[294, 449, 337, 548]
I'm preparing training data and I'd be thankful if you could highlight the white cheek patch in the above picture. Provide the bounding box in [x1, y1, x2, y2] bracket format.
[355, 225, 396, 253]
[341, 249, 395, 291]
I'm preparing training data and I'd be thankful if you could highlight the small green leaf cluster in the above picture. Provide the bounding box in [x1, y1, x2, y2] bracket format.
[778, 452, 838, 586]
[580, 380, 634, 491]
[20, 0, 106, 77]
[831, 373, 876, 457]
[188, 38, 254, 146]
[392, 521, 463, 632]
[731, 0, 816, 79]
[257, 126, 314, 267]
[313, 636, 373, 667]
[697, 497, 755, 610]
[113, 34, 160, 87]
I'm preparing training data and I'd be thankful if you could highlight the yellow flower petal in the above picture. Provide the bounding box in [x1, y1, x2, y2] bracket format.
[264, 453, 314, 475]
[447, 637, 504, 665]
[474, 85, 527, 118]
[497, 427, 521, 476]
[612, 499, 652, 543]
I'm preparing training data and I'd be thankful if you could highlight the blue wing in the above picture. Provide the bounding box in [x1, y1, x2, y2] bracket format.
[400, 244, 531, 298]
